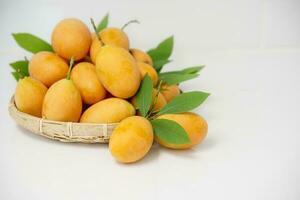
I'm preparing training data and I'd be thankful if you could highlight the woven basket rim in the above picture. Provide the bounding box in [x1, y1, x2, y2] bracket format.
[9, 95, 118, 143]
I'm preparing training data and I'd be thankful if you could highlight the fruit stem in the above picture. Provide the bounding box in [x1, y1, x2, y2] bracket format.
[146, 80, 163, 119]
[66, 57, 74, 80]
[90, 18, 102, 41]
[121, 19, 140, 30]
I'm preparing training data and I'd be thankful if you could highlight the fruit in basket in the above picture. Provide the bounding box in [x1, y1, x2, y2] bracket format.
[80, 98, 135, 123]
[109, 116, 153, 163]
[155, 113, 208, 149]
[71, 62, 106, 104]
[130, 48, 153, 65]
[89, 37, 103, 63]
[161, 84, 180, 102]
[99, 27, 129, 49]
[137, 62, 158, 86]
[131, 88, 167, 113]
[42, 68, 82, 122]
[95, 45, 141, 98]
[28, 51, 69, 87]
[15, 77, 47, 117]
[51, 18, 92, 61]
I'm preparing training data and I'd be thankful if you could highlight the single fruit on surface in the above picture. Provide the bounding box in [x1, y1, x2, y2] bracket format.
[109, 116, 154, 163]
[29, 51, 69, 87]
[51, 18, 92, 61]
[42, 79, 82, 122]
[80, 98, 135, 123]
[137, 62, 158, 86]
[89, 37, 103, 64]
[131, 89, 167, 113]
[15, 77, 47, 117]
[99, 27, 129, 49]
[71, 62, 106, 104]
[95, 46, 141, 98]
[161, 84, 180, 102]
[130, 48, 153, 65]
[155, 112, 208, 149]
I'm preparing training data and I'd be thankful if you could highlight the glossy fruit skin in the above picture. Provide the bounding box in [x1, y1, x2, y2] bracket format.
[130, 48, 153, 65]
[42, 79, 82, 122]
[131, 89, 167, 114]
[161, 84, 181, 102]
[109, 116, 153, 163]
[51, 18, 92, 61]
[96, 46, 141, 99]
[137, 62, 158, 86]
[29, 51, 69, 87]
[71, 62, 106, 104]
[155, 113, 208, 149]
[89, 37, 103, 64]
[99, 27, 129, 49]
[15, 77, 47, 117]
[80, 98, 135, 123]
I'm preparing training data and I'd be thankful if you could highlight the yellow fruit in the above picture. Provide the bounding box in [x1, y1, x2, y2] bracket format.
[80, 98, 135, 123]
[89, 37, 103, 64]
[161, 84, 180, 102]
[42, 79, 82, 122]
[156, 113, 208, 149]
[96, 46, 141, 98]
[131, 89, 167, 113]
[51, 18, 92, 61]
[71, 62, 106, 104]
[99, 27, 129, 49]
[137, 62, 158, 86]
[15, 77, 47, 117]
[130, 48, 153, 65]
[109, 116, 153, 163]
[29, 51, 69, 87]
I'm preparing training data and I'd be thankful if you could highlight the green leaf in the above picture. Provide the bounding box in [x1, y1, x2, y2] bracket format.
[147, 36, 174, 71]
[136, 74, 153, 117]
[151, 119, 190, 144]
[153, 59, 171, 72]
[11, 71, 20, 81]
[10, 60, 29, 76]
[12, 33, 53, 53]
[159, 73, 199, 85]
[158, 91, 210, 115]
[181, 65, 205, 74]
[97, 13, 109, 32]
[10, 60, 29, 81]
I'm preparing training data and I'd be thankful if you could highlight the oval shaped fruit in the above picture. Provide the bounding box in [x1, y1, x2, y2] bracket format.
[131, 89, 167, 113]
[130, 48, 153, 65]
[161, 84, 180, 102]
[99, 27, 129, 49]
[109, 116, 153, 163]
[15, 77, 47, 117]
[137, 62, 158, 86]
[71, 62, 106, 104]
[42, 79, 82, 122]
[156, 113, 208, 149]
[96, 46, 141, 98]
[51, 18, 92, 61]
[89, 37, 103, 64]
[29, 51, 69, 87]
[80, 98, 135, 123]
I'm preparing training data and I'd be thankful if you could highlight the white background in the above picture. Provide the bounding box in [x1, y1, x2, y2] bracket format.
[1, 0, 300, 199]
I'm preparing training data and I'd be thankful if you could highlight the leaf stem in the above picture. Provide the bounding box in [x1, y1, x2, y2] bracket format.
[66, 57, 74, 80]
[90, 18, 102, 41]
[121, 19, 140, 30]
[146, 80, 163, 119]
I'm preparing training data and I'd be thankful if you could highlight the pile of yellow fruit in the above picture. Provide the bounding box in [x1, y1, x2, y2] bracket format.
[10, 14, 210, 163]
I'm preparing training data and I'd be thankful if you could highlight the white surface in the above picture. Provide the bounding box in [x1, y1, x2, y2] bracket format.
[1, 0, 300, 200]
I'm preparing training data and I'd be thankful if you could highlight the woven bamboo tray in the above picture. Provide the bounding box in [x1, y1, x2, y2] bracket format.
[8, 96, 118, 143]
